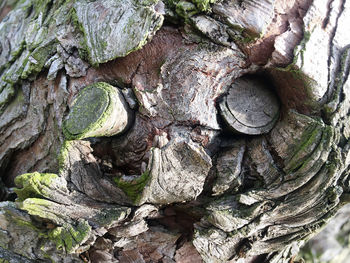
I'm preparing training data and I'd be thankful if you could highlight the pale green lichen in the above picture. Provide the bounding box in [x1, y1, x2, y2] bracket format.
[114, 170, 150, 204]
[14, 172, 59, 202]
[8, 40, 26, 62]
[57, 140, 74, 174]
[0, 0, 85, 107]
[11, 215, 40, 232]
[18, 198, 61, 223]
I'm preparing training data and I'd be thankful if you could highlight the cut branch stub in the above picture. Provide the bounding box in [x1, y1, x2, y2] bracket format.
[219, 76, 280, 135]
[63, 82, 133, 140]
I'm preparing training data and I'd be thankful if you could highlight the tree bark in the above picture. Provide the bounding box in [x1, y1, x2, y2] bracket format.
[0, 0, 349, 262]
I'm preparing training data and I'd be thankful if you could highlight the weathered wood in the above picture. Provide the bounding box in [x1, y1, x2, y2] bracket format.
[299, 203, 350, 262]
[219, 76, 280, 135]
[211, 139, 245, 196]
[0, 0, 349, 262]
[212, 0, 275, 40]
[74, 0, 164, 65]
[138, 133, 212, 205]
[63, 82, 134, 140]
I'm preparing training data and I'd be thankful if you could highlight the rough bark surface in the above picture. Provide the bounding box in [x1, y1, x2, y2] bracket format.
[0, 0, 349, 262]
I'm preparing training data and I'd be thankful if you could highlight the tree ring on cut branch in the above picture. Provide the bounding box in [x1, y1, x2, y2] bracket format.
[219, 76, 280, 135]
[63, 82, 134, 140]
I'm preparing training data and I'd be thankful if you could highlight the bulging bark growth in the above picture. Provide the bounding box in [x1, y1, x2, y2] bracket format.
[0, 0, 349, 262]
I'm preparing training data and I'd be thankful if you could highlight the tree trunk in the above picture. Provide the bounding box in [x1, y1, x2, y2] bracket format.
[0, 0, 349, 262]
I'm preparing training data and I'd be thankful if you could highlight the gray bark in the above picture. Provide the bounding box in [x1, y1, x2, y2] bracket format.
[0, 0, 349, 262]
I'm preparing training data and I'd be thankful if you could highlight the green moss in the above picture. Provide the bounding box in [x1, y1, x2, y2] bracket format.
[62, 82, 117, 140]
[326, 186, 341, 204]
[18, 198, 91, 252]
[14, 172, 59, 201]
[191, 0, 216, 11]
[284, 122, 333, 179]
[13, 172, 92, 254]
[275, 30, 312, 74]
[120, 14, 162, 62]
[48, 219, 90, 253]
[175, 1, 198, 21]
[1, 203, 41, 236]
[32, 0, 53, 19]
[9, 40, 26, 62]
[240, 34, 257, 44]
[27, 25, 49, 52]
[295, 30, 311, 68]
[323, 103, 336, 117]
[73, 0, 164, 65]
[94, 207, 131, 227]
[114, 170, 150, 203]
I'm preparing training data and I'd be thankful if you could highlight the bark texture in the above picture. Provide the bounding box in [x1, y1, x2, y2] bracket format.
[0, 0, 349, 262]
